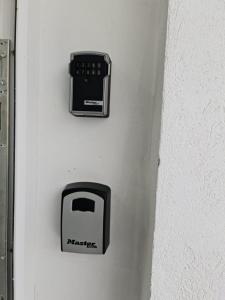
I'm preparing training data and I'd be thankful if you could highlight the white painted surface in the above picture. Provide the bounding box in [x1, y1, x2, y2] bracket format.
[151, 0, 225, 299]
[0, 0, 15, 43]
[15, 0, 168, 300]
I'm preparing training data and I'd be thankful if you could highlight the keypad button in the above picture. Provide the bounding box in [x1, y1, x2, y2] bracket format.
[97, 70, 101, 76]
[86, 69, 90, 75]
[97, 63, 101, 68]
[76, 70, 80, 75]
[92, 63, 96, 68]
[92, 70, 96, 75]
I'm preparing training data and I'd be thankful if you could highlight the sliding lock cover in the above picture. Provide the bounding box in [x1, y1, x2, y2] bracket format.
[61, 182, 111, 254]
[69, 52, 111, 117]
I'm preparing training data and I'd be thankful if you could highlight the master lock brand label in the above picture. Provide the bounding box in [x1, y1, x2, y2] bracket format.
[67, 239, 97, 249]
[84, 100, 103, 106]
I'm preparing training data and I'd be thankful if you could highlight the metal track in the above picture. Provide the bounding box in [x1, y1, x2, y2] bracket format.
[0, 39, 10, 300]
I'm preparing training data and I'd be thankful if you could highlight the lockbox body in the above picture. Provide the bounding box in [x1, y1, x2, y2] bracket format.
[69, 52, 111, 117]
[61, 182, 111, 254]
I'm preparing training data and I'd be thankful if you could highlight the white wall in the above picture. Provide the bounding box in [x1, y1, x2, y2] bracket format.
[0, 0, 15, 42]
[15, 1, 168, 300]
[151, 0, 225, 299]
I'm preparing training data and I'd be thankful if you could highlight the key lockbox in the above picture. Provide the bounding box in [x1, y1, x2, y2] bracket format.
[69, 52, 111, 117]
[61, 182, 111, 254]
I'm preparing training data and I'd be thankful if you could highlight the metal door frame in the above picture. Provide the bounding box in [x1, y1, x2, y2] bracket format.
[0, 1, 16, 299]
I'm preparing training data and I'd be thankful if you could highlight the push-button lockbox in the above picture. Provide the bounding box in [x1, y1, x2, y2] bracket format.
[69, 52, 111, 117]
[61, 182, 111, 254]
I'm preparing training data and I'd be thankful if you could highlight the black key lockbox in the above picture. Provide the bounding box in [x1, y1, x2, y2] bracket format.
[69, 52, 111, 117]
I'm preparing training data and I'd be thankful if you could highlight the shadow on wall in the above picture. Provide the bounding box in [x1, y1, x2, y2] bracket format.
[104, 1, 169, 299]
[138, 0, 169, 299]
